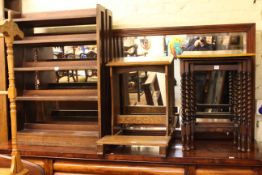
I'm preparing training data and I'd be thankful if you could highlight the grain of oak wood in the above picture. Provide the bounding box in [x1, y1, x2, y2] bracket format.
[97, 135, 170, 146]
[106, 56, 174, 67]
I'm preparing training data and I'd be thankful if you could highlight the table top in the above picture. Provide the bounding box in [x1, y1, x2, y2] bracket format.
[106, 56, 174, 67]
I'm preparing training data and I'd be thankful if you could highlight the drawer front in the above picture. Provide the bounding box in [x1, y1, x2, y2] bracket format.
[196, 168, 257, 175]
[54, 160, 185, 175]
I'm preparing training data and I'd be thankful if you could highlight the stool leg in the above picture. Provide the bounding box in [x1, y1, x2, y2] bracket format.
[97, 144, 105, 155]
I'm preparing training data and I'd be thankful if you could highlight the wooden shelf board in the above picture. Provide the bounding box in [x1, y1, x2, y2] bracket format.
[117, 114, 166, 125]
[106, 56, 174, 67]
[14, 8, 97, 27]
[24, 122, 99, 131]
[197, 104, 230, 108]
[14, 60, 97, 71]
[16, 89, 98, 101]
[0, 168, 10, 174]
[195, 112, 233, 119]
[18, 129, 98, 147]
[16, 96, 98, 101]
[177, 53, 255, 59]
[14, 33, 96, 45]
[97, 135, 170, 147]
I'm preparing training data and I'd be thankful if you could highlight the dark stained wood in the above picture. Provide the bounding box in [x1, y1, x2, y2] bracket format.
[195, 112, 233, 119]
[197, 104, 230, 108]
[14, 33, 97, 45]
[186, 166, 196, 175]
[0, 139, 261, 175]
[113, 23, 255, 37]
[4, 0, 21, 13]
[179, 55, 254, 151]
[192, 64, 239, 71]
[16, 89, 98, 101]
[24, 122, 99, 131]
[177, 53, 255, 59]
[97, 6, 112, 138]
[13, 9, 97, 27]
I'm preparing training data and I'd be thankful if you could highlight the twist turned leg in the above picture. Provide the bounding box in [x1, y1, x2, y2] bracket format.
[246, 72, 252, 152]
[236, 72, 242, 151]
[181, 73, 191, 150]
[189, 73, 195, 150]
[181, 73, 187, 150]
[241, 72, 247, 152]
[229, 71, 237, 145]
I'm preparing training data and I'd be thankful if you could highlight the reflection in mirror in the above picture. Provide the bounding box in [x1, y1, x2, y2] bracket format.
[123, 32, 246, 58]
[168, 32, 246, 56]
[52, 45, 97, 84]
[127, 71, 164, 106]
[195, 70, 236, 123]
[119, 71, 168, 122]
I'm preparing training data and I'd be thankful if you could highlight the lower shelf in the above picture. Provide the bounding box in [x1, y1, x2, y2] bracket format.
[18, 122, 99, 147]
[97, 135, 171, 157]
[97, 135, 170, 147]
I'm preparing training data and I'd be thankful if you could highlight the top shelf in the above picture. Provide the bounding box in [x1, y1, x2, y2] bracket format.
[177, 53, 255, 59]
[13, 8, 97, 27]
[106, 56, 174, 67]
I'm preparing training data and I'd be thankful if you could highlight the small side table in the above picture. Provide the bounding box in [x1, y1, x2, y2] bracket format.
[97, 56, 176, 157]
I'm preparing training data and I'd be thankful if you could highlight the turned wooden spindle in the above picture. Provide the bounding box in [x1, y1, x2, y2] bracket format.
[241, 71, 247, 152]
[236, 72, 242, 150]
[181, 72, 191, 150]
[246, 72, 252, 152]
[189, 73, 195, 150]
[0, 12, 28, 175]
[229, 71, 237, 145]
[181, 73, 187, 149]
[33, 48, 40, 89]
[185, 72, 191, 150]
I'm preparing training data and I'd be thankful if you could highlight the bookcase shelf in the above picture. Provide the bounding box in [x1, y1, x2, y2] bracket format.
[14, 8, 97, 27]
[16, 89, 98, 101]
[14, 33, 97, 45]
[14, 60, 97, 71]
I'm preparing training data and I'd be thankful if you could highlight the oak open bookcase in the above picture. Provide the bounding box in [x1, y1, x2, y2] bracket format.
[6, 5, 112, 148]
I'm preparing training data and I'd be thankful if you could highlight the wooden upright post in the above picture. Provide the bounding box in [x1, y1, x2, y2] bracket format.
[0, 0, 8, 144]
[0, 11, 28, 175]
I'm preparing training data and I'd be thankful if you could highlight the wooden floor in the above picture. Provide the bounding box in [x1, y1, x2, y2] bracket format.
[0, 139, 262, 165]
